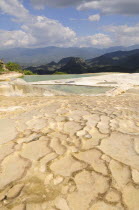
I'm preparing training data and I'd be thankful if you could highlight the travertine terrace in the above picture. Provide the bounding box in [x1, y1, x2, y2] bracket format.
[0, 86, 139, 210]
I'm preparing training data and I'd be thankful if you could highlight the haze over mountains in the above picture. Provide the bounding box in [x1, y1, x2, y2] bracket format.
[26, 49, 139, 74]
[1, 45, 139, 66]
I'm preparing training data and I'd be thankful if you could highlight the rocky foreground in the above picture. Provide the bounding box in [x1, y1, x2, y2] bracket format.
[0, 88, 139, 210]
[0, 72, 23, 82]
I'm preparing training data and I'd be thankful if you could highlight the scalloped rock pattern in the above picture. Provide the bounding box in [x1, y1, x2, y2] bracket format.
[0, 90, 139, 210]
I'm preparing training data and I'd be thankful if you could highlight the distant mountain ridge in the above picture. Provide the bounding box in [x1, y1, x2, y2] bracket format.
[25, 49, 139, 74]
[89, 49, 139, 69]
[1, 45, 139, 66]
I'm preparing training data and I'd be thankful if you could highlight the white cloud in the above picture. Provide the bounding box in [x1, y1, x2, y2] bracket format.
[1, 0, 139, 49]
[76, 34, 113, 48]
[0, 0, 114, 49]
[104, 24, 139, 46]
[0, 0, 77, 48]
[30, 0, 139, 15]
[21, 16, 77, 48]
[77, 0, 139, 15]
[105, 24, 139, 34]
[30, 0, 82, 9]
[88, 14, 100, 22]
[0, 0, 29, 20]
[0, 30, 36, 48]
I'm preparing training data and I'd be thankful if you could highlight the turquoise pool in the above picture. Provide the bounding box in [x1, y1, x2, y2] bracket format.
[36, 84, 112, 95]
[23, 73, 106, 82]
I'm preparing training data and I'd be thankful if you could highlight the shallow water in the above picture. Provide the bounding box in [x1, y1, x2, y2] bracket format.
[36, 85, 112, 95]
[23, 73, 106, 82]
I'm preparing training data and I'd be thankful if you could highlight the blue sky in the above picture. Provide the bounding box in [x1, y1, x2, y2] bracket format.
[0, 0, 139, 49]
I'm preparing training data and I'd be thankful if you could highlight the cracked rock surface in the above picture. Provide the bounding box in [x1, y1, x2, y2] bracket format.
[0, 89, 139, 210]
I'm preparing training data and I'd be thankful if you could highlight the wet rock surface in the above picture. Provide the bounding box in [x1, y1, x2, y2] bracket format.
[0, 90, 139, 209]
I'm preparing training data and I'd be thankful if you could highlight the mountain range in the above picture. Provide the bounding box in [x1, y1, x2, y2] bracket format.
[1, 45, 139, 66]
[25, 49, 139, 74]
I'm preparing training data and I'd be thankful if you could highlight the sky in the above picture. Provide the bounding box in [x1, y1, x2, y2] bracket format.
[0, 0, 139, 49]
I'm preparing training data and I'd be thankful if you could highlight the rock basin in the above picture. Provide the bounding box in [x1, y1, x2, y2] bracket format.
[0, 73, 139, 209]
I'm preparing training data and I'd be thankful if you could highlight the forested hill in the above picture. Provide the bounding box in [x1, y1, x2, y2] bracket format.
[25, 49, 139, 74]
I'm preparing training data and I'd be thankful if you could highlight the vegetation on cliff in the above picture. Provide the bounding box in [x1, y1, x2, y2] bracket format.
[0, 63, 4, 72]
[6, 62, 22, 72]
[0, 60, 34, 75]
